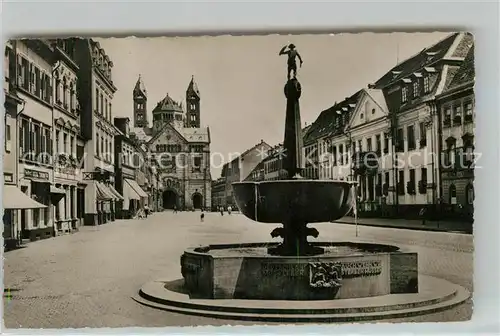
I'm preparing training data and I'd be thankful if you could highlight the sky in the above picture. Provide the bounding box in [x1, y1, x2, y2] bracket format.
[96, 32, 451, 179]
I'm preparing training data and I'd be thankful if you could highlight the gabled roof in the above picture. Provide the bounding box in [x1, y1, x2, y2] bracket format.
[373, 33, 460, 89]
[130, 127, 152, 143]
[133, 74, 147, 98]
[303, 90, 363, 144]
[239, 140, 272, 160]
[183, 127, 210, 143]
[186, 75, 200, 98]
[445, 44, 475, 91]
[147, 122, 187, 146]
[153, 93, 183, 113]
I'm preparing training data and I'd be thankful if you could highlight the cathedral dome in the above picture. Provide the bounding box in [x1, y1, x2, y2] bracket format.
[153, 93, 183, 113]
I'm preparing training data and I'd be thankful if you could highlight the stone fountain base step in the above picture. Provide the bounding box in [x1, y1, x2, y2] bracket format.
[133, 275, 470, 323]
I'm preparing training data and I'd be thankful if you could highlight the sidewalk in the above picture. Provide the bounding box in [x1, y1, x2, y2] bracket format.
[334, 217, 473, 234]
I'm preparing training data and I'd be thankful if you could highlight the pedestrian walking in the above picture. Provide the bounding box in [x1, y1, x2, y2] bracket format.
[220, 206, 224, 216]
[173, 205, 177, 214]
[419, 207, 427, 226]
[228, 205, 232, 215]
[200, 210, 205, 222]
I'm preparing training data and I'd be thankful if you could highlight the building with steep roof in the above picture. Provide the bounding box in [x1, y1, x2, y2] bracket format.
[302, 32, 474, 219]
[129, 75, 212, 210]
[436, 44, 475, 225]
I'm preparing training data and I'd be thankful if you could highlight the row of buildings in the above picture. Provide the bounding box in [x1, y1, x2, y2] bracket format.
[3, 38, 213, 249]
[212, 32, 475, 223]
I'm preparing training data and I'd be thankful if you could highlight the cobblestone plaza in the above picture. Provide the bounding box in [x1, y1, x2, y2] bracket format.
[3, 211, 472, 328]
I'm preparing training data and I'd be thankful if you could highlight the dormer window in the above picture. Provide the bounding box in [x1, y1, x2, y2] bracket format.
[413, 80, 420, 97]
[423, 76, 430, 93]
[402, 86, 408, 103]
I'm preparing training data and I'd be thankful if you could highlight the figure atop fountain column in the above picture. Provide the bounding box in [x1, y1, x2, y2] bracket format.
[279, 44, 303, 80]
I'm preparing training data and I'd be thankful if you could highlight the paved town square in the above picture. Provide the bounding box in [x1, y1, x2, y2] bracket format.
[3, 211, 472, 328]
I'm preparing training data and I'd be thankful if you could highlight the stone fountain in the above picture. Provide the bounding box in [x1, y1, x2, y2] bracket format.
[134, 46, 470, 322]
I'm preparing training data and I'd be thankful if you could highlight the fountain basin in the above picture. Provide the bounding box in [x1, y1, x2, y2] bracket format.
[180, 242, 418, 301]
[232, 180, 355, 223]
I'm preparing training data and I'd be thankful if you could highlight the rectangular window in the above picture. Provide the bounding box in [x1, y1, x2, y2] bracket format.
[55, 130, 60, 155]
[101, 136, 104, 156]
[32, 124, 40, 155]
[443, 107, 452, 127]
[96, 133, 99, 155]
[5, 122, 11, 152]
[367, 138, 372, 151]
[421, 167, 427, 184]
[338, 144, 344, 165]
[95, 88, 99, 112]
[109, 102, 112, 118]
[29, 64, 35, 93]
[407, 125, 416, 151]
[464, 101, 473, 122]
[34, 67, 41, 97]
[385, 171, 390, 185]
[70, 88, 74, 111]
[396, 128, 404, 152]
[409, 169, 416, 194]
[45, 129, 51, 158]
[100, 93, 104, 114]
[376, 134, 381, 154]
[383, 133, 389, 153]
[453, 105, 462, 125]
[419, 122, 427, 147]
[63, 133, 68, 154]
[398, 170, 405, 195]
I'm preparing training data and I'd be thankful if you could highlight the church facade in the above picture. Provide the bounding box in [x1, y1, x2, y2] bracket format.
[130, 75, 211, 210]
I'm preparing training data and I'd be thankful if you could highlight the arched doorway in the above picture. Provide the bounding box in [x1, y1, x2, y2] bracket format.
[162, 189, 178, 209]
[192, 193, 203, 209]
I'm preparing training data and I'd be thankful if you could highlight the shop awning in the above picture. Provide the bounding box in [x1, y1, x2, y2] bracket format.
[95, 182, 114, 201]
[107, 184, 124, 201]
[3, 185, 47, 210]
[125, 179, 148, 198]
[124, 180, 141, 201]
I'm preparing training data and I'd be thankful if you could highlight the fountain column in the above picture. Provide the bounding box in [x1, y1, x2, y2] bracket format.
[267, 78, 323, 256]
[283, 79, 305, 179]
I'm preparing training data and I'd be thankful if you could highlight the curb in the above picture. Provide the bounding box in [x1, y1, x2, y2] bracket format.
[334, 221, 472, 234]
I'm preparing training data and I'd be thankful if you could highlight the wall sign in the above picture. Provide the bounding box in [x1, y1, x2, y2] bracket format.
[4, 173, 14, 183]
[24, 168, 49, 181]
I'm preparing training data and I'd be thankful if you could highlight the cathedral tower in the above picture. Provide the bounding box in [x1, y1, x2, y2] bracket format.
[133, 74, 148, 128]
[185, 75, 201, 128]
